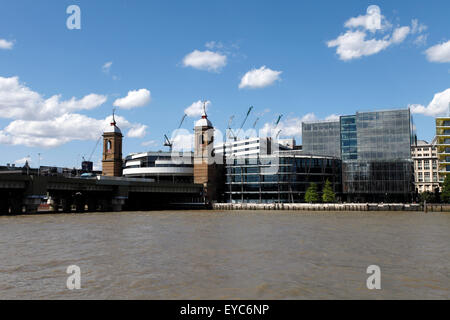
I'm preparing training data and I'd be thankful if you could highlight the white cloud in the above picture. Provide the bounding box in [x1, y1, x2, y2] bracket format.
[113, 88, 151, 109]
[0, 114, 127, 148]
[425, 41, 450, 63]
[15, 156, 31, 165]
[0, 76, 107, 120]
[414, 34, 428, 46]
[327, 30, 391, 61]
[184, 100, 211, 117]
[102, 61, 113, 73]
[411, 19, 427, 34]
[0, 39, 14, 50]
[325, 114, 340, 121]
[328, 6, 424, 61]
[344, 5, 387, 33]
[0, 75, 146, 148]
[391, 26, 410, 44]
[170, 129, 194, 151]
[259, 113, 341, 138]
[141, 140, 158, 147]
[182, 50, 227, 72]
[409, 88, 450, 116]
[127, 124, 148, 138]
[205, 41, 224, 50]
[239, 66, 282, 89]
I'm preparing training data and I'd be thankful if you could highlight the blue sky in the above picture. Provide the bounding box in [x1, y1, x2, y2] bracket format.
[0, 0, 449, 169]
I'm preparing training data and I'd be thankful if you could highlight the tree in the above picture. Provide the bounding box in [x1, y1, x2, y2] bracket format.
[305, 182, 320, 203]
[441, 175, 450, 203]
[419, 191, 435, 203]
[322, 179, 336, 203]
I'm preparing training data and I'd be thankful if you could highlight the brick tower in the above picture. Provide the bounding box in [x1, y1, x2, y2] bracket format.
[194, 103, 220, 203]
[102, 111, 123, 176]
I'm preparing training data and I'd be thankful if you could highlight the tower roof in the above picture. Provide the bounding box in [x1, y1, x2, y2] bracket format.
[104, 109, 122, 134]
[195, 101, 213, 127]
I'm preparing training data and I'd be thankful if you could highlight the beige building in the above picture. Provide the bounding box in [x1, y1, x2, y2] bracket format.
[411, 138, 439, 193]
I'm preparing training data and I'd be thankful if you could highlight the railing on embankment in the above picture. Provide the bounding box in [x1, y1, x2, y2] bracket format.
[213, 203, 450, 212]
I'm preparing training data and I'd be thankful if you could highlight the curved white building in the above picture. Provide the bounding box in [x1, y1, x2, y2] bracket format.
[122, 151, 194, 183]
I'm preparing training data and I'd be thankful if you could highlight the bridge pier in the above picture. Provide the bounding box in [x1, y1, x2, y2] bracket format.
[0, 197, 8, 215]
[24, 197, 41, 214]
[74, 193, 85, 213]
[87, 198, 97, 212]
[10, 197, 23, 215]
[112, 197, 125, 212]
[61, 197, 72, 213]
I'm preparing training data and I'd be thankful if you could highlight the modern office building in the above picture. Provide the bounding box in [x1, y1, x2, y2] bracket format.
[224, 150, 341, 203]
[302, 120, 341, 158]
[411, 139, 439, 193]
[122, 151, 194, 183]
[435, 116, 450, 184]
[302, 109, 415, 202]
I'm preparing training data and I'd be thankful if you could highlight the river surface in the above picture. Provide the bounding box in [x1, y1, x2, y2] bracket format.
[0, 210, 448, 299]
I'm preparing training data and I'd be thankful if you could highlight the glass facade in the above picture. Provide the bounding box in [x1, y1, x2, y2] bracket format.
[355, 110, 411, 161]
[302, 121, 341, 158]
[225, 153, 341, 203]
[340, 115, 357, 161]
[342, 161, 414, 202]
[302, 109, 414, 201]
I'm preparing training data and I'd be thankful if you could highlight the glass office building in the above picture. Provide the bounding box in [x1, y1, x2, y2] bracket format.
[225, 151, 341, 203]
[303, 109, 415, 202]
[302, 121, 341, 158]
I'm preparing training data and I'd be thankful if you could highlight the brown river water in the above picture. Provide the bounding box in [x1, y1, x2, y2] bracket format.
[0, 210, 448, 299]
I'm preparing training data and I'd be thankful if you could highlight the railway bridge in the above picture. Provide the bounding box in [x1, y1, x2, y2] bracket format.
[0, 172, 204, 214]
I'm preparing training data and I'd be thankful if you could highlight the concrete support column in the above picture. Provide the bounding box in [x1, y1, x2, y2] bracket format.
[99, 199, 112, 212]
[111, 198, 125, 212]
[0, 197, 9, 215]
[74, 193, 85, 213]
[10, 197, 23, 215]
[24, 197, 41, 214]
[87, 198, 97, 212]
[75, 200, 85, 213]
[61, 197, 72, 213]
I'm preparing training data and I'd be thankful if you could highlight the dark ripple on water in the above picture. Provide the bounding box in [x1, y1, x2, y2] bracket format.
[0, 210, 449, 299]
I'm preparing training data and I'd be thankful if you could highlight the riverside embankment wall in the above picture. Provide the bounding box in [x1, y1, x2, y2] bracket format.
[213, 203, 450, 212]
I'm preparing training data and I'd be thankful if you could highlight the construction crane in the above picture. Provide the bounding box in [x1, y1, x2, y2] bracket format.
[227, 115, 237, 141]
[276, 129, 282, 139]
[275, 114, 283, 127]
[235, 106, 253, 139]
[252, 117, 259, 129]
[164, 114, 187, 151]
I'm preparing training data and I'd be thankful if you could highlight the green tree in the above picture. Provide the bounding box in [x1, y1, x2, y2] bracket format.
[441, 175, 450, 203]
[305, 182, 320, 203]
[419, 191, 435, 203]
[322, 179, 336, 203]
